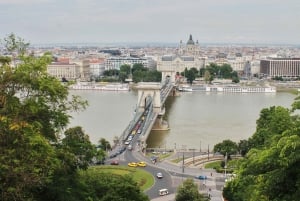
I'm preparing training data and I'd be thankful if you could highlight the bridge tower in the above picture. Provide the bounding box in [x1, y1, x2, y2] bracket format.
[136, 82, 162, 113]
[136, 82, 169, 131]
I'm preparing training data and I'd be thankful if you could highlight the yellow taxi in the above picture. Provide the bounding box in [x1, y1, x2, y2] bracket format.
[128, 162, 138, 167]
[137, 161, 147, 167]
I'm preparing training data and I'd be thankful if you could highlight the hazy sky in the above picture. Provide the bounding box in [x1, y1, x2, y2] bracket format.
[1, 0, 300, 45]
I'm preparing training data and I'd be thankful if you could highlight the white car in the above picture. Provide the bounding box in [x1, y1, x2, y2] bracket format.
[156, 172, 163, 179]
[159, 188, 168, 196]
[124, 140, 130, 145]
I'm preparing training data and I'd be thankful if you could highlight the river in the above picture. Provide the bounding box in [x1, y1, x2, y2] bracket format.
[68, 90, 296, 150]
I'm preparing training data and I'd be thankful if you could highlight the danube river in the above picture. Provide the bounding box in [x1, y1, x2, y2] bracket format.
[69, 90, 296, 150]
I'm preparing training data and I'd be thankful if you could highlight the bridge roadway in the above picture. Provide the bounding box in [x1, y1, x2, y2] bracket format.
[112, 79, 175, 153]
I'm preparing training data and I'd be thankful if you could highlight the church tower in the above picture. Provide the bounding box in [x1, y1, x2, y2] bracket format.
[179, 34, 200, 56]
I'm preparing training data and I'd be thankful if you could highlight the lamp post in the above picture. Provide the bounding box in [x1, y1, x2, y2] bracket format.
[193, 148, 195, 164]
[200, 140, 201, 154]
[182, 152, 185, 173]
[207, 144, 210, 160]
[225, 152, 228, 179]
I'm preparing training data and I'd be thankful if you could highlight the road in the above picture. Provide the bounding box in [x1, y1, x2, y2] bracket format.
[108, 142, 225, 201]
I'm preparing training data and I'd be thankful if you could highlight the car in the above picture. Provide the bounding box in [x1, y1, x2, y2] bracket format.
[127, 144, 133, 150]
[159, 188, 169, 196]
[124, 140, 130, 145]
[195, 175, 207, 180]
[109, 153, 117, 158]
[137, 161, 146, 167]
[128, 162, 138, 167]
[156, 172, 163, 179]
[110, 160, 119, 165]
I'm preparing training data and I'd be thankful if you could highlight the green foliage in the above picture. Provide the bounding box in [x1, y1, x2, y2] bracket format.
[185, 68, 196, 84]
[238, 139, 250, 156]
[213, 139, 238, 159]
[0, 117, 58, 201]
[223, 103, 300, 201]
[176, 178, 209, 201]
[249, 106, 293, 149]
[61, 126, 97, 170]
[80, 171, 150, 201]
[201, 63, 238, 82]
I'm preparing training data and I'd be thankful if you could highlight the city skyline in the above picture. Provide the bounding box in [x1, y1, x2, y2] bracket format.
[1, 0, 300, 45]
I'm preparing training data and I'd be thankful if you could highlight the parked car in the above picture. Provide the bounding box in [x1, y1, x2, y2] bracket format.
[195, 175, 207, 180]
[156, 172, 163, 179]
[110, 160, 119, 165]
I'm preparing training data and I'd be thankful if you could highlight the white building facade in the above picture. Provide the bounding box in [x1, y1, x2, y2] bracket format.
[47, 62, 81, 81]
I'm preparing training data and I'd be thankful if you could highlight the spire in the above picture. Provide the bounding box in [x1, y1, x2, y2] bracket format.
[187, 34, 195, 45]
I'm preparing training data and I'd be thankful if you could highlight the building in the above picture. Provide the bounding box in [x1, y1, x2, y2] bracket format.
[47, 62, 81, 81]
[89, 58, 105, 78]
[70, 59, 90, 81]
[260, 58, 300, 78]
[105, 56, 148, 70]
[157, 34, 205, 83]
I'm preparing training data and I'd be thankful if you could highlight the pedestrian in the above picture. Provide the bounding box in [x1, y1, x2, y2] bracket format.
[210, 172, 213, 177]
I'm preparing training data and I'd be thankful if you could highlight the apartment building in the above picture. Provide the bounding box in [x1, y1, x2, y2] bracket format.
[105, 56, 148, 70]
[260, 58, 300, 78]
[47, 62, 81, 81]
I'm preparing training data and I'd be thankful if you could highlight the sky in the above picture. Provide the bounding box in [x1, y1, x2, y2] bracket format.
[1, 0, 300, 45]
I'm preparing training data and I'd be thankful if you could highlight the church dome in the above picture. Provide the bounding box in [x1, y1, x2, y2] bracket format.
[186, 34, 195, 45]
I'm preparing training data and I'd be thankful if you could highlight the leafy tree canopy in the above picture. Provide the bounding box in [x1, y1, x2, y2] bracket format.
[176, 178, 209, 201]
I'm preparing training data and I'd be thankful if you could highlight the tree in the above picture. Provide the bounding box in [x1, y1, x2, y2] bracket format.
[237, 139, 250, 157]
[223, 101, 300, 201]
[186, 69, 196, 84]
[119, 64, 131, 75]
[220, 64, 233, 79]
[98, 137, 111, 151]
[204, 70, 212, 83]
[249, 106, 292, 149]
[80, 171, 150, 201]
[213, 139, 238, 159]
[61, 126, 97, 170]
[176, 178, 209, 201]
[131, 63, 147, 74]
[0, 116, 58, 201]
[0, 34, 87, 201]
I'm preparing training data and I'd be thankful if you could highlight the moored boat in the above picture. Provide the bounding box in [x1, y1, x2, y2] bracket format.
[69, 82, 130, 91]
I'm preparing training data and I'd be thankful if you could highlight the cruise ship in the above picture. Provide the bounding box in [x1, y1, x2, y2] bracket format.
[179, 85, 276, 93]
[69, 82, 130, 91]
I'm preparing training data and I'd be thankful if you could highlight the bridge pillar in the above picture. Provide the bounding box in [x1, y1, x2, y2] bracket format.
[136, 82, 162, 113]
[161, 71, 177, 83]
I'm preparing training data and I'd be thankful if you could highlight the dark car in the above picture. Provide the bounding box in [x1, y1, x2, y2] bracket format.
[109, 153, 117, 158]
[195, 175, 207, 180]
[110, 160, 119, 165]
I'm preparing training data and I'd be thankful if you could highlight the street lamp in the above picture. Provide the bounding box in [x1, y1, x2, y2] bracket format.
[207, 144, 210, 160]
[182, 152, 185, 173]
[225, 152, 228, 179]
[193, 148, 195, 164]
